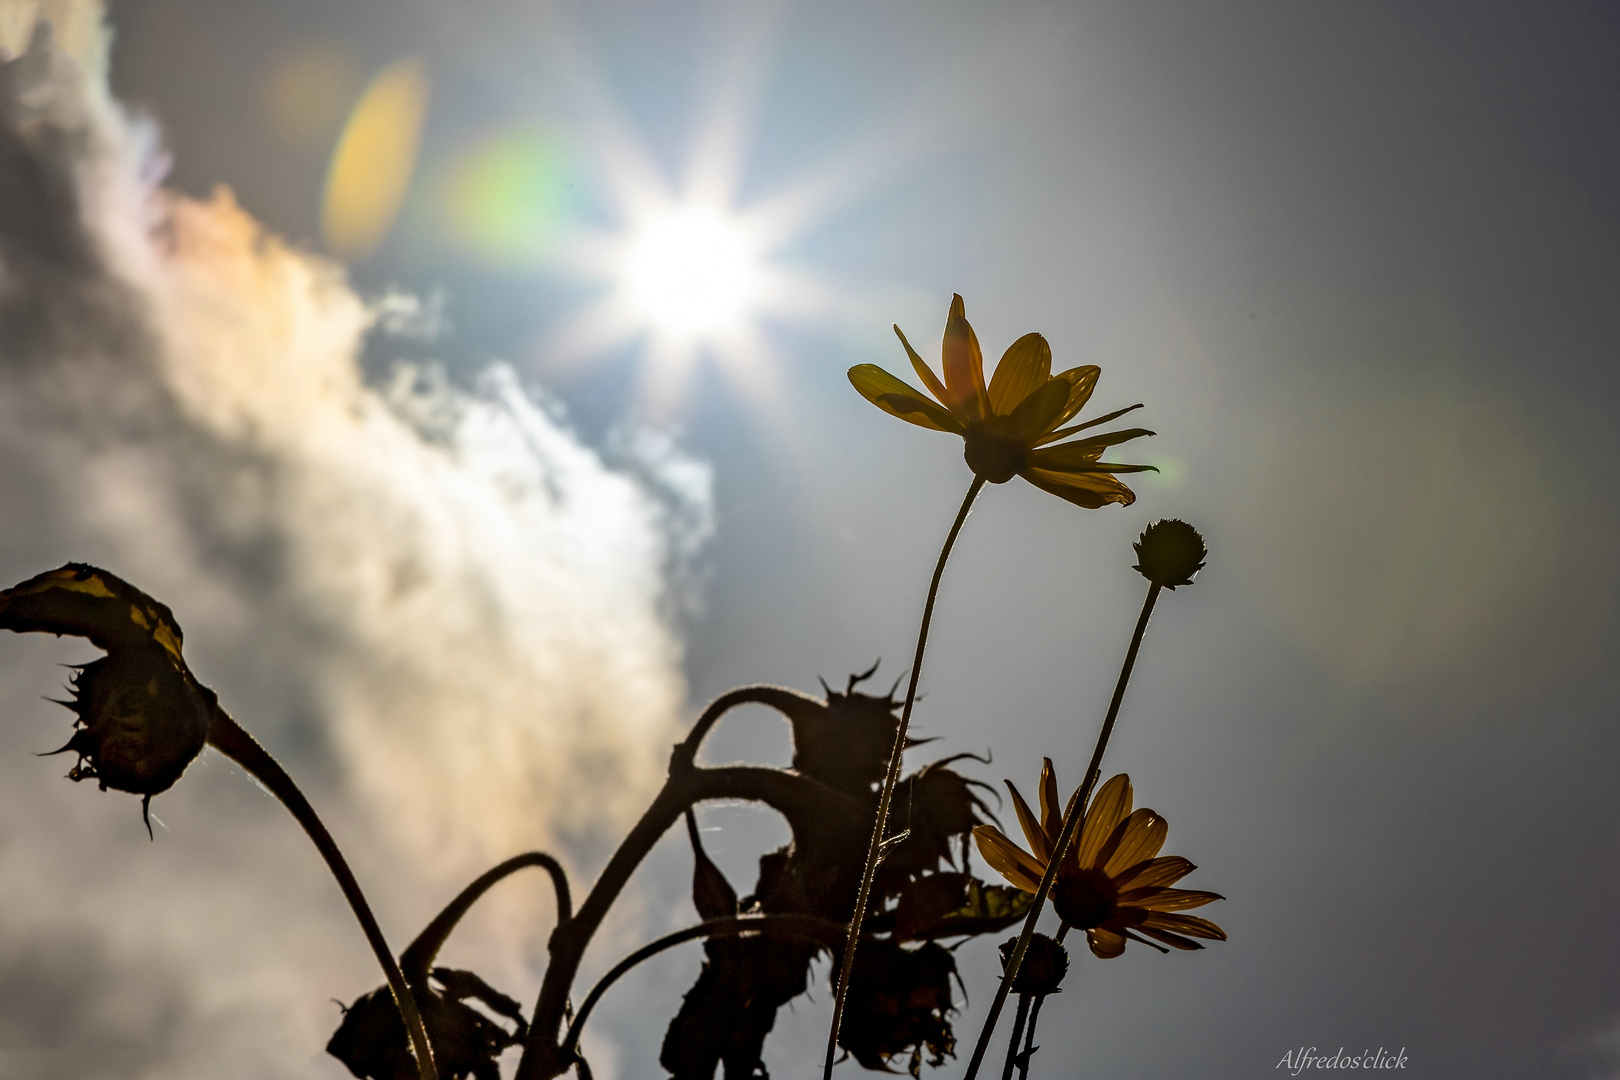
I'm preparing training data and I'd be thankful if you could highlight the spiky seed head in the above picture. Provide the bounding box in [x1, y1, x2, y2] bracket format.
[1132, 518, 1207, 590]
[999, 932, 1069, 996]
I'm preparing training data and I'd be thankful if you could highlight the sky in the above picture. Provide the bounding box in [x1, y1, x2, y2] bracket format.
[1, 1, 1618, 1078]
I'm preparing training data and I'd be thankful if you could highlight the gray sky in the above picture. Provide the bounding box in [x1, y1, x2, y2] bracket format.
[1, 1, 1617, 1077]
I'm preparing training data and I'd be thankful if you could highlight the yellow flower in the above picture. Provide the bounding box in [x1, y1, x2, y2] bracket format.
[849, 295, 1155, 507]
[973, 763, 1225, 958]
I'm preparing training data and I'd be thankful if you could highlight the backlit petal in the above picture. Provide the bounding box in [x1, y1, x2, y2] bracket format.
[1076, 774, 1132, 869]
[1021, 467, 1138, 509]
[1036, 403, 1146, 446]
[1140, 912, 1227, 940]
[1031, 428, 1156, 469]
[893, 324, 950, 406]
[1008, 378, 1074, 441]
[1086, 927, 1128, 959]
[1101, 808, 1168, 877]
[1038, 758, 1062, 848]
[941, 295, 989, 420]
[849, 365, 966, 433]
[1048, 366, 1099, 428]
[1118, 887, 1224, 911]
[973, 825, 1045, 893]
[1135, 925, 1204, 951]
[1005, 780, 1052, 862]
[1113, 856, 1196, 892]
[987, 333, 1051, 416]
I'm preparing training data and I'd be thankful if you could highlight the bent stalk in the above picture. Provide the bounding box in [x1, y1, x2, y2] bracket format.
[401, 851, 571, 989]
[962, 582, 1162, 1080]
[514, 751, 868, 1080]
[205, 710, 439, 1080]
[823, 475, 985, 1079]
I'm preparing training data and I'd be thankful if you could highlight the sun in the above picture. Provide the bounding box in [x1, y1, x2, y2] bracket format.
[535, 8, 853, 419]
[623, 208, 759, 337]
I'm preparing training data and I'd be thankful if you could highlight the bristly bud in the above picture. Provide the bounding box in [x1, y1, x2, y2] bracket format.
[999, 933, 1069, 996]
[1, 564, 216, 834]
[1132, 519, 1206, 590]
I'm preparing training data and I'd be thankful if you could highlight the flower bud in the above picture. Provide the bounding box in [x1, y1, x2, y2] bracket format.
[999, 932, 1069, 996]
[1131, 519, 1206, 590]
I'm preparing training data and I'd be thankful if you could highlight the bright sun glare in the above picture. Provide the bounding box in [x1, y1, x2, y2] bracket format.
[624, 209, 757, 335]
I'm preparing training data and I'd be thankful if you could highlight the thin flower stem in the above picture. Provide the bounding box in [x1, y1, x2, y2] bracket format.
[1015, 993, 1045, 1080]
[962, 582, 1162, 1080]
[1015, 921, 1068, 1080]
[205, 710, 438, 1080]
[822, 475, 986, 1079]
[1000, 993, 1031, 1080]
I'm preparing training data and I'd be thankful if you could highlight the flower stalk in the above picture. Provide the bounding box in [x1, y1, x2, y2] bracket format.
[962, 580, 1162, 1080]
[205, 710, 439, 1080]
[822, 474, 984, 1078]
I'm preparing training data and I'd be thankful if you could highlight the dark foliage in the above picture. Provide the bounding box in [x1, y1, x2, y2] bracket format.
[658, 668, 1028, 1079]
[328, 967, 527, 1080]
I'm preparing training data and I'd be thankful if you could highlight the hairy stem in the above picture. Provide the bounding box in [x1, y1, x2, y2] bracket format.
[514, 760, 866, 1080]
[962, 582, 1161, 1080]
[823, 474, 985, 1079]
[205, 710, 438, 1080]
[560, 914, 849, 1060]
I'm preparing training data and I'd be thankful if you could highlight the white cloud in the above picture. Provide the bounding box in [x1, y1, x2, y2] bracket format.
[0, 4, 707, 1076]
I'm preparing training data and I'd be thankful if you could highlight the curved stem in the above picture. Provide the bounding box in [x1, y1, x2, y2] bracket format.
[515, 763, 867, 1080]
[559, 915, 848, 1061]
[401, 851, 572, 988]
[961, 582, 1160, 1080]
[669, 684, 827, 773]
[823, 475, 985, 1079]
[205, 710, 438, 1080]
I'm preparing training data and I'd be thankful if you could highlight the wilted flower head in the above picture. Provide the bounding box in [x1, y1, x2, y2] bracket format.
[1132, 519, 1207, 590]
[974, 763, 1226, 958]
[0, 564, 216, 831]
[328, 967, 527, 1080]
[849, 295, 1155, 507]
[837, 939, 960, 1077]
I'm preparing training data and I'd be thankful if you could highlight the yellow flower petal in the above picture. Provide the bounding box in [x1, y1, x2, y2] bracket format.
[1075, 774, 1132, 869]
[1101, 808, 1168, 877]
[1037, 758, 1062, 849]
[1004, 780, 1051, 862]
[1086, 927, 1127, 959]
[893, 324, 950, 407]
[1036, 402, 1146, 446]
[1008, 378, 1074, 442]
[1134, 924, 1205, 951]
[972, 824, 1045, 893]
[1048, 365, 1099, 428]
[1030, 428, 1156, 469]
[848, 365, 965, 433]
[987, 332, 1051, 416]
[1118, 887, 1224, 911]
[1020, 467, 1138, 509]
[1113, 855, 1196, 892]
[941, 294, 989, 420]
[1140, 911, 1227, 940]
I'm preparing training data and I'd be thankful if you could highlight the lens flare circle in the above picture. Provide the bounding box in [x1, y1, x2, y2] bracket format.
[623, 209, 756, 336]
